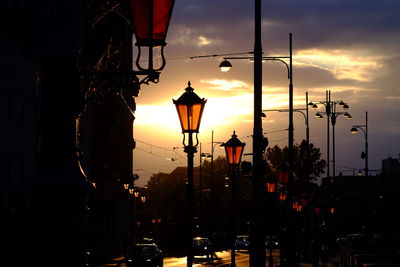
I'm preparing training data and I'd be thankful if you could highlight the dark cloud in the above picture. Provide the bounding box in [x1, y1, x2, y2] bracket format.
[146, 0, 400, 172]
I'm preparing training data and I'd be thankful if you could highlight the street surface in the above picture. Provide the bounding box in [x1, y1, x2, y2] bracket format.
[103, 250, 281, 267]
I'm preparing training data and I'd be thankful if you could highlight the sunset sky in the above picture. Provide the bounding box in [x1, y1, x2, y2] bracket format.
[132, 0, 400, 186]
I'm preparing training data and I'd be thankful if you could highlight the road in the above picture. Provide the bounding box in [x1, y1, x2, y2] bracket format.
[107, 249, 281, 267]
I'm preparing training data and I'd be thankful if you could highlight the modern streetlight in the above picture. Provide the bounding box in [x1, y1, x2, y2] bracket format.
[350, 111, 368, 178]
[173, 82, 206, 267]
[218, 33, 294, 176]
[309, 90, 352, 179]
[223, 131, 245, 267]
[191, 1, 287, 265]
[218, 33, 294, 267]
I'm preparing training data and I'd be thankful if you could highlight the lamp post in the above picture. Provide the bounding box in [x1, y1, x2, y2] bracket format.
[276, 164, 289, 266]
[266, 178, 276, 267]
[223, 131, 245, 267]
[309, 90, 351, 179]
[350, 111, 368, 178]
[173, 82, 206, 267]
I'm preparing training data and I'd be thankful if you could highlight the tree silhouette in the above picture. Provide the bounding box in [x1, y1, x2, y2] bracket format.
[265, 140, 326, 183]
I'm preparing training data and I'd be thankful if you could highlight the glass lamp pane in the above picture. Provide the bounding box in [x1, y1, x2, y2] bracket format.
[225, 147, 234, 165]
[130, 0, 175, 46]
[176, 104, 189, 131]
[234, 146, 244, 164]
[189, 103, 203, 131]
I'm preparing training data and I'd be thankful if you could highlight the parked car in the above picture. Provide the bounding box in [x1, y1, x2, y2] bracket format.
[193, 237, 214, 259]
[235, 235, 250, 251]
[265, 235, 280, 249]
[125, 243, 163, 267]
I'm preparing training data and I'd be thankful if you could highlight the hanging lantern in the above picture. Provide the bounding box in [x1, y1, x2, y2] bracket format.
[130, 0, 175, 77]
[279, 193, 287, 201]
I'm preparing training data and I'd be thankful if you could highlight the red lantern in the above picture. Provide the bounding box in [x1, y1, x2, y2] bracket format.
[297, 204, 303, 212]
[330, 207, 335, 214]
[292, 201, 299, 210]
[130, 0, 175, 47]
[315, 207, 321, 214]
[267, 182, 276, 193]
[279, 193, 287, 201]
[130, 0, 175, 74]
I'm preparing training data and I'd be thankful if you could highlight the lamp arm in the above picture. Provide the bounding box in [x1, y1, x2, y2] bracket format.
[263, 57, 290, 79]
[353, 126, 367, 136]
[294, 110, 307, 124]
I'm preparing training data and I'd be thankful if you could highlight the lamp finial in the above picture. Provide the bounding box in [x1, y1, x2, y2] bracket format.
[185, 81, 194, 92]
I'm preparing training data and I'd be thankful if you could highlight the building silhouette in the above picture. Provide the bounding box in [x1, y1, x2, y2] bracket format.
[1, 1, 140, 266]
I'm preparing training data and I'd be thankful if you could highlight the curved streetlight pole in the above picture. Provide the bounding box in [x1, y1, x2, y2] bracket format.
[351, 111, 368, 177]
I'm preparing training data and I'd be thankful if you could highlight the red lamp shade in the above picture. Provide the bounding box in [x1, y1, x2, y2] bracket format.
[223, 131, 245, 166]
[315, 207, 321, 214]
[130, 0, 175, 47]
[277, 164, 289, 184]
[267, 182, 276, 193]
[292, 201, 299, 210]
[279, 193, 287, 201]
[330, 207, 335, 214]
[173, 82, 206, 133]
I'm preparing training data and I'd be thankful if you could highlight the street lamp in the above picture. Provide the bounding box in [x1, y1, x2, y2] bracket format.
[219, 33, 293, 267]
[350, 111, 368, 178]
[223, 131, 245, 267]
[265, 176, 277, 267]
[130, 0, 175, 83]
[173, 82, 206, 267]
[309, 90, 352, 179]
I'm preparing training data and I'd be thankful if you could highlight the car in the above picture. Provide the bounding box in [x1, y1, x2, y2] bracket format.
[125, 243, 163, 267]
[235, 235, 250, 251]
[265, 235, 280, 249]
[193, 237, 214, 259]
